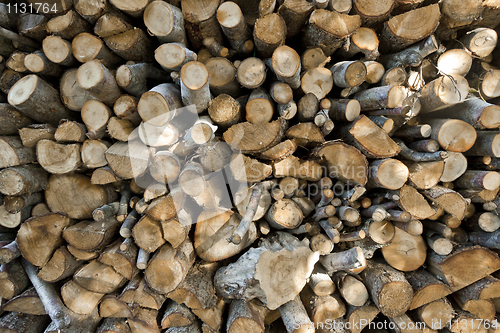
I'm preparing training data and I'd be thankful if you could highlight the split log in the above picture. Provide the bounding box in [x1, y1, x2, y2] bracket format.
[2, 286, 46, 315]
[0, 259, 29, 299]
[379, 4, 441, 53]
[422, 186, 468, 220]
[97, 318, 131, 333]
[214, 232, 319, 310]
[94, 13, 133, 38]
[302, 9, 361, 56]
[45, 173, 117, 219]
[340, 27, 379, 60]
[63, 217, 120, 252]
[46, 10, 90, 40]
[132, 215, 165, 253]
[36, 140, 82, 174]
[300, 67, 333, 100]
[38, 246, 82, 283]
[108, 0, 150, 17]
[99, 294, 133, 318]
[161, 300, 195, 329]
[120, 275, 166, 310]
[145, 239, 196, 294]
[405, 269, 453, 310]
[17, 212, 71, 267]
[61, 279, 104, 315]
[0, 240, 21, 265]
[345, 304, 379, 333]
[427, 245, 500, 291]
[223, 118, 286, 154]
[0, 312, 50, 333]
[340, 115, 401, 158]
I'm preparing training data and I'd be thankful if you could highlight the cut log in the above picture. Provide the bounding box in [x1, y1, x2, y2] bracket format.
[422, 186, 468, 220]
[181, 0, 223, 50]
[300, 67, 333, 100]
[36, 140, 82, 174]
[2, 286, 46, 315]
[24, 51, 63, 77]
[105, 141, 151, 180]
[60, 68, 94, 111]
[74, 260, 126, 294]
[76, 60, 121, 106]
[360, 260, 413, 317]
[161, 300, 195, 329]
[38, 246, 83, 282]
[381, 227, 426, 271]
[0, 312, 50, 333]
[334, 272, 369, 307]
[116, 63, 165, 97]
[302, 9, 361, 56]
[215, 233, 319, 310]
[272, 155, 323, 181]
[144, 1, 186, 45]
[72, 32, 121, 67]
[320, 247, 366, 274]
[253, 13, 286, 58]
[331, 61, 367, 88]
[104, 28, 153, 62]
[226, 299, 265, 333]
[236, 57, 266, 89]
[427, 245, 500, 291]
[97, 318, 131, 333]
[340, 115, 401, 158]
[94, 12, 133, 38]
[145, 240, 196, 294]
[205, 58, 239, 97]
[132, 215, 165, 253]
[17, 212, 71, 267]
[217, 2, 253, 54]
[99, 294, 133, 318]
[45, 173, 117, 219]
[46, 10, 91, 40]
[137, 83, 182, 126]
[63, 218, 120, 252]
[345, 304, 379, 333]
[108, 0, 150, 17]
[7, 74, 72, 125]
[0, 136, 35, 168]
[120, 275, 166, 310]
[223, 118, 286, 154]
[379, 4, 440, 53]
[419, 75, 469, 113]
[396, 184, 436, 220]
[368, 158, 408, 190]
[405, 269, 453, 310]
[0, 259, 30, 300]
[61, 279, 104, 315]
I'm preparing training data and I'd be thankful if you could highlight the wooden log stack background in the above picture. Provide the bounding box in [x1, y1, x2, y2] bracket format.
[3, 0, 500, 332]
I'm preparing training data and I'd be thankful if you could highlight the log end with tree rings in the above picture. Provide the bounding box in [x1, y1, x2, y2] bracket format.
[480, 69, 500, 99]
[420, 74, 469, 112]
[437, 49, 472, 76]
[271, 45, 301, 87]
[137, 83, 181, 126]
[143, 1, 176, 39]
[301, 67, 334, 100]
[351, 27, 379, 52]
[370, 159, 409, 190]
[205, 57, 238, 97]
[7, 74, 37, 107]
[75, 60, 105, 90]
[253, 13, 287, 58]
[236, 57, 266, 89]
[71, 32, 103, 63]
[462, 28, 498, 58]
[440, 152, 468, 182]
[432, 119, 477, 153]
[155, 43, 194, 72]
[42, 36, 73, 65]
[364, 61, 385, 84]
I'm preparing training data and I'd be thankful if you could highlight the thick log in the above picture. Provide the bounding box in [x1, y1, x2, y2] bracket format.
[302, 9, 361, 56]
[36, 140, 82, 174]
[72, 32, 121, 67]
[214, 232, 319, 310]
[381, 227, 426, 271]
[120, 275, 166, 310]
[63, 217, 120, 252]
[181, 0, 223, 50]
[253, 13, 286, 58]
[8, 74, 72, 125]
[38, 246, 82, 283]
[144, 1, 186, 45]
[74, 260, 126, 294]
[2, 286, 46, 315]
[360, 260, 413, 317]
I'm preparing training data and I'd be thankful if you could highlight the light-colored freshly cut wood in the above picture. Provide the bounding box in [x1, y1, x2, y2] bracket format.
[94, 12, 133, 38]
[145, 240, 196, 294]
[236, 57, 267, 89]
[302, 9, 361, 56]
[0, 165, 47, 196]
[81, 140, 111, 169]
[405, 160, 444, 190]
[61, 279, 104, 315]
[144, 1, 186, 45]
[245, 87, 273, 124]
[379, 4, 440, 53]
[155, 43, 196, 73]
[63, 218, 120, 253]
[381, 227, 426, 271]
[331, 61, 367, 88]
[0, 136, 35, 168]
[2, 286, 46, 315]
[72, 32, 121, 67]
[24, 51, 63, 76]
[214, 232, 319, 310]
[181, 0, 224, 50]
[360, 260, 413, 317]
[437, 49, 472, 76]
[354, 85, 404, 110]
[76, 60, 121, 106]
[253, 13, 286, 58]
[105, 141, 151, 180]
[104, 28, 153, 62]
[116, 63, 165, 98]
[340, 27, 379, 60]
[427, 245, 500, 292]
[8, 74, 72, 125]
[38, 246, 82, 283]
[419, 75, 469, 113]
[17, 212, 71, 267]
[60, 68, 94, 111]
[36, 140, 82, 174]
[205, 57, 239, 97]
[367, 158, 408, 190]
[137, 83, 183, 126]
[46, 10, 90, 40]
[461, 28, 498, 58]
[74, 260, 126, 294]
[223, 118, 286, 154]
[109, 0, 151, 17]
[45, 173, 117, 219]
[54, 120, 86, 143]
[300, 67, 333, 100]
[397, 184, 436, 219]
[217, 1, 253, 54]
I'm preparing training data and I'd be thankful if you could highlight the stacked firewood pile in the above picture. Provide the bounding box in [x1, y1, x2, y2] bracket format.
[2, 0, 500, 332]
